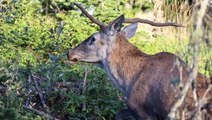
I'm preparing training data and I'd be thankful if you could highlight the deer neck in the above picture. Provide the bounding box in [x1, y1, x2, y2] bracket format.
[101, 34, 147, 96]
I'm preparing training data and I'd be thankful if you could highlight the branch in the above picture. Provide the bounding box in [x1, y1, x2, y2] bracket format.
[124, 18, 186, 27]
[25, 75, 34, 107]
[73, 3, 107, 30]
[82, 68, 88, 94]
[31, 74, 50, 113]
[194, 85, 212, 118]
[23, 105, 60, 120]
[80, 66, 89, 111]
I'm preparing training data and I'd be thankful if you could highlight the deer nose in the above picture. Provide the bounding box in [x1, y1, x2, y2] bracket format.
[69, 54, 81, 63]
[67, 50, 81, 63]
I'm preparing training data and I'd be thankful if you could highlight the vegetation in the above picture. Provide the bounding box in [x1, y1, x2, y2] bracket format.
[0, 0, 211, 119]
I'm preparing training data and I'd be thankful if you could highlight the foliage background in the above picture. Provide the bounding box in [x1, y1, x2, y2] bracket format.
[0, 0, 211, 119]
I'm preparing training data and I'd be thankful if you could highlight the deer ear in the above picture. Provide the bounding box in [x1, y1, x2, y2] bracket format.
[122, 22, 138, 39]
[107, 15, 125, 32]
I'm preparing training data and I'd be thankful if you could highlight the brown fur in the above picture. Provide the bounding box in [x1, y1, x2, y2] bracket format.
[107, 33, 211, 119]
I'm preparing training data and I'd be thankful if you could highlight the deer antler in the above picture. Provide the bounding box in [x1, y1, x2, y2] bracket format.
[74, 3, 185, 28]
[125, 18, 186, 27]
[73, 3, 107, 30]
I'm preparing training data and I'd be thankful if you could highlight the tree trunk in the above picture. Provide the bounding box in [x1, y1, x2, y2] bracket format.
[152, 0, 165, 36]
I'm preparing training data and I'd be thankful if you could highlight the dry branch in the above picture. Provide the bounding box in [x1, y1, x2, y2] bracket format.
[31, 75, 50, 113]
[80, 66, 89, 111]
[193, 85, 212, 119]
[23, 105, 59, 120]
[82, 67, 88, 94]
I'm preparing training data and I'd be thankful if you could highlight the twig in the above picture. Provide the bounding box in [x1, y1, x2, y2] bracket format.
[25, 75, 34, 107]
[81, 66, 89, 111]
[31, 75, 50, 113]
[92, 72, 105, 81]
[193, 85, 212, 119]
[188, 85, 212, 119]
[23, 105, 60, 120]
[31, 74, 42, 80]
[82, 67, 88, 94]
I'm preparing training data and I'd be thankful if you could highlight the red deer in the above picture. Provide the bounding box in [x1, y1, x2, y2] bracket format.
[67, 3, 212, 120]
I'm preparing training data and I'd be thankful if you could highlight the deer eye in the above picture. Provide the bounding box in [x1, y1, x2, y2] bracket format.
[89, 37, 96, 45]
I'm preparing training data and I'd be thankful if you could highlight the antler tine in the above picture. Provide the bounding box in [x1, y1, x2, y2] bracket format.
[73, 3, 107, 30]
[125, 18, 186, 27]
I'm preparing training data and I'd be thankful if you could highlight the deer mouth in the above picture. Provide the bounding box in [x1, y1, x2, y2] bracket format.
[67, 53, 82, 64]
[69, 58, 80, 64]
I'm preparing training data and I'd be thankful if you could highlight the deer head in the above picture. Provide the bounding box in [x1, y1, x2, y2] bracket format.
[67, 15, 138, 64]
[67, 3, 184, 64]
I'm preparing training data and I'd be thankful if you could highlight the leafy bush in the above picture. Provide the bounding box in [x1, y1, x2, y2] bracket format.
[0, 0, 211, 119]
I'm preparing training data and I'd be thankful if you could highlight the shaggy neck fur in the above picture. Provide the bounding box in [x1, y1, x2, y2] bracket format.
[102, 33, 147, 96]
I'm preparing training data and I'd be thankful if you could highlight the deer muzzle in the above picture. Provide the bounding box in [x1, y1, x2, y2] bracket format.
[67, 50, 81, 64]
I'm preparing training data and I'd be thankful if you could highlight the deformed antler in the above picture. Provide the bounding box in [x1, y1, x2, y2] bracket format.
[125, 18, 185, 27]
[73, 3, 107, 30]
[73, 2, 185, 29]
